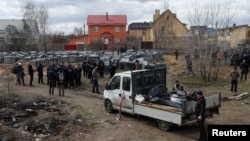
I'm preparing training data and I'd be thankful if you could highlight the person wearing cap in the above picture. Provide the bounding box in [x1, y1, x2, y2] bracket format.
[239, 59, 249, 80]
[195, 91, 207, 141]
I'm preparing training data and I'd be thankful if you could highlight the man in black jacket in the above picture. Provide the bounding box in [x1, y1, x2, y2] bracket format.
[195, 91, 207, 141]
[28, 63, 35, 86]
[47, 68, 57, 95]
[239, 59, 249, 80]
[37, 63, 44, 84]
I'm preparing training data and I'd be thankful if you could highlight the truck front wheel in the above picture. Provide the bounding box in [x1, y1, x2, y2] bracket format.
[157, 120, 173, 131]
[105, 100, 114, 113]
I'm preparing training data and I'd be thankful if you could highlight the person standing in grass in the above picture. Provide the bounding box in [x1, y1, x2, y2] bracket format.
[230, 66, 240, 95]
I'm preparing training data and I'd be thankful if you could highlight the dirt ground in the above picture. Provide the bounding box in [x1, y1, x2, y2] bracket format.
[0, 54, 249, 141]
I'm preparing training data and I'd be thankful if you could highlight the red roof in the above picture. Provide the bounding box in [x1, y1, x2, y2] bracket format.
[87, 15, 127, 25]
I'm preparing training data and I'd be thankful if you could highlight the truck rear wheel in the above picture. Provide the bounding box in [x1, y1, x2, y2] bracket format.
[157, 120, 173, 131]
[105, 100, 114, 113]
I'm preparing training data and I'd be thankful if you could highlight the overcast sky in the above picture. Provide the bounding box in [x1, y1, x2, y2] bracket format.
[0, 0, 249, 35]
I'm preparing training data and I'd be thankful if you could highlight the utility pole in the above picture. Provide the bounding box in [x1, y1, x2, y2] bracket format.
[83, 23, 86, 52]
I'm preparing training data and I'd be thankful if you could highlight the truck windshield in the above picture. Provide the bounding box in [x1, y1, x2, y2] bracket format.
[110, 76, 121, 90]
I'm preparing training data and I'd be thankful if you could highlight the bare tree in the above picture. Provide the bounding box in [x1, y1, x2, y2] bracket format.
[73, 27, 84, 36]
[37, 4, 49, 53]
[188, 0, 237, 81]
[21, 2, 42, 51]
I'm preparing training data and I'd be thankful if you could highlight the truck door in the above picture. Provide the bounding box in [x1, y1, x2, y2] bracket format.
[107, 75, 122, 109]
[121, 76, 133, 112]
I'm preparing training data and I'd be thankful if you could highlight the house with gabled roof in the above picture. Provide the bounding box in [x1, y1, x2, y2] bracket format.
[127, 22, 152, 48]
[143, 9, 189, 49]
[69, 12, 127, 50]
[0, 19, 39, 51]
[217, 24, 250, 48]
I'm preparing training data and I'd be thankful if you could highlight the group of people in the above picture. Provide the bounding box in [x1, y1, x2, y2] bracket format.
[11, 59, 113, 96]
[12, 62, 38, 86]
[12, 62, 25, 85]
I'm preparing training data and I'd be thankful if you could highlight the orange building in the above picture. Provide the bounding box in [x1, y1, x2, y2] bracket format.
[69, 12, 127, 50]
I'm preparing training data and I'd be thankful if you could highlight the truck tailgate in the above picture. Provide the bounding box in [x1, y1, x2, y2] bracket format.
[134, 103, 183, 125]
[183, 93, 221, 115]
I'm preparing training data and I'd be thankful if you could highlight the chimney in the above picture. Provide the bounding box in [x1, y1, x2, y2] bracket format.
[106, 12, 109, 20]
[153, 9, 160, 21]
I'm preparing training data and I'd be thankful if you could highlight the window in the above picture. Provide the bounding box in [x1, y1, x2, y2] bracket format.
[122, 77, 130, 91]
[248, 31, 250, 38]
[93, 26, 99, 32]
[114, 26, 120, 32]
[114, 37, 121, 43]
[110, 76, 120, 90]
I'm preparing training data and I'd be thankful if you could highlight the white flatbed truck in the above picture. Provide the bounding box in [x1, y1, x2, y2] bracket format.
[103, 68, 221, 131]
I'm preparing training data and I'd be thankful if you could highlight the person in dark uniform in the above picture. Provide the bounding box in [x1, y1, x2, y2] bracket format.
[82, 61, 87, 78]
[239, 59, 249, 80]
[47, 63, 53, 85]
[28, 63, 35, 86]
[98, 60, 105, 78]
[175, 49, 179, 60]
[75, 64, 82, 88]
[110, 61, 116, 78]
[195, 91, 207, 141]
[67, 64, 75, 89]
[37, 63, 44, 84]
[230, 66, 240, 94]
[47, 68, 57, 95]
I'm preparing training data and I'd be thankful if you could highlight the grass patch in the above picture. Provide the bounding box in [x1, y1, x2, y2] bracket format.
[172, 75, 228, 86]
